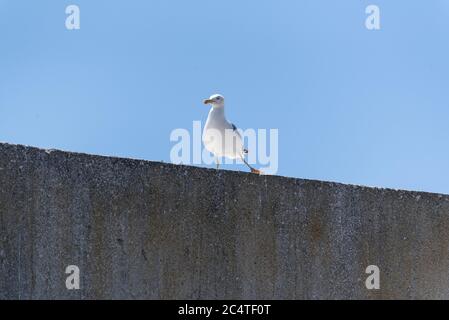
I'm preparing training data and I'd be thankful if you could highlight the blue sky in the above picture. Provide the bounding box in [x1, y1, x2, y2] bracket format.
[1, 0, 449, 194]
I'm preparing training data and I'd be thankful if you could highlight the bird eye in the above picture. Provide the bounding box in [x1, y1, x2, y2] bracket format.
[216, 97, 221, 100]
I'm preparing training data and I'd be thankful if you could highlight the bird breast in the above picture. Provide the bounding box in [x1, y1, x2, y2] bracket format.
[202, 116, 243, 159]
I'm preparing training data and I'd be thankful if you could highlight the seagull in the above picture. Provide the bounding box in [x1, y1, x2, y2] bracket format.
[202, 94, 261, 174]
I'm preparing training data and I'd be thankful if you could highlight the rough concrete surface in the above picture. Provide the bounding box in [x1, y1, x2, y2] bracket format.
[1, 142, 449, 299]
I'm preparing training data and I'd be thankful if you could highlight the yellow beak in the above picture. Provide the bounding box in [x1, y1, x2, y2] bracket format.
[203, 99, 213, 105]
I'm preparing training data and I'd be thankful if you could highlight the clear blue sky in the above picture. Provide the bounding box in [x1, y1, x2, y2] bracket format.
[1, 0, 449, 194]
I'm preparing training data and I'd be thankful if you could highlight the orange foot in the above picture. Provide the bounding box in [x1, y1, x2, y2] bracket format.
[251, 168, 262, 175]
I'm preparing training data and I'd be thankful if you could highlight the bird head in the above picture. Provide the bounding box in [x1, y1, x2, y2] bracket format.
[203, 94, 225, 108]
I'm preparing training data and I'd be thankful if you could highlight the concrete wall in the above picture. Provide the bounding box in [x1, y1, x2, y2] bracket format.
[1, 142, 449, 299]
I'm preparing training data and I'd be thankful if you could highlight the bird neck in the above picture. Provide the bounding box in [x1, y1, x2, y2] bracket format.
[210, 106, 226, 119]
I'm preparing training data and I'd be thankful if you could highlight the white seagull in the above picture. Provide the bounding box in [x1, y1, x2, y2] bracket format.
[202, 94, 261, 174]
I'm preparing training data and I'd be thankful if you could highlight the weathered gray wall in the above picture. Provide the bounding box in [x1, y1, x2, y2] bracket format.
[1, 142, 449, 299]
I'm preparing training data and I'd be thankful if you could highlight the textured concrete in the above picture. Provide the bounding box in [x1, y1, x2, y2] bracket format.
[1, 142, 449, 299]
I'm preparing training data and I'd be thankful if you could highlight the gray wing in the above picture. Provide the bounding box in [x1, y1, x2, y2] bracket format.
[231, 123, 240, 138]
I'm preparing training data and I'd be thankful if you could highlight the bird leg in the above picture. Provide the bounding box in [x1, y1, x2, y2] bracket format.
[241, 156, 261, 175]
[215, 157, 220, 170]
